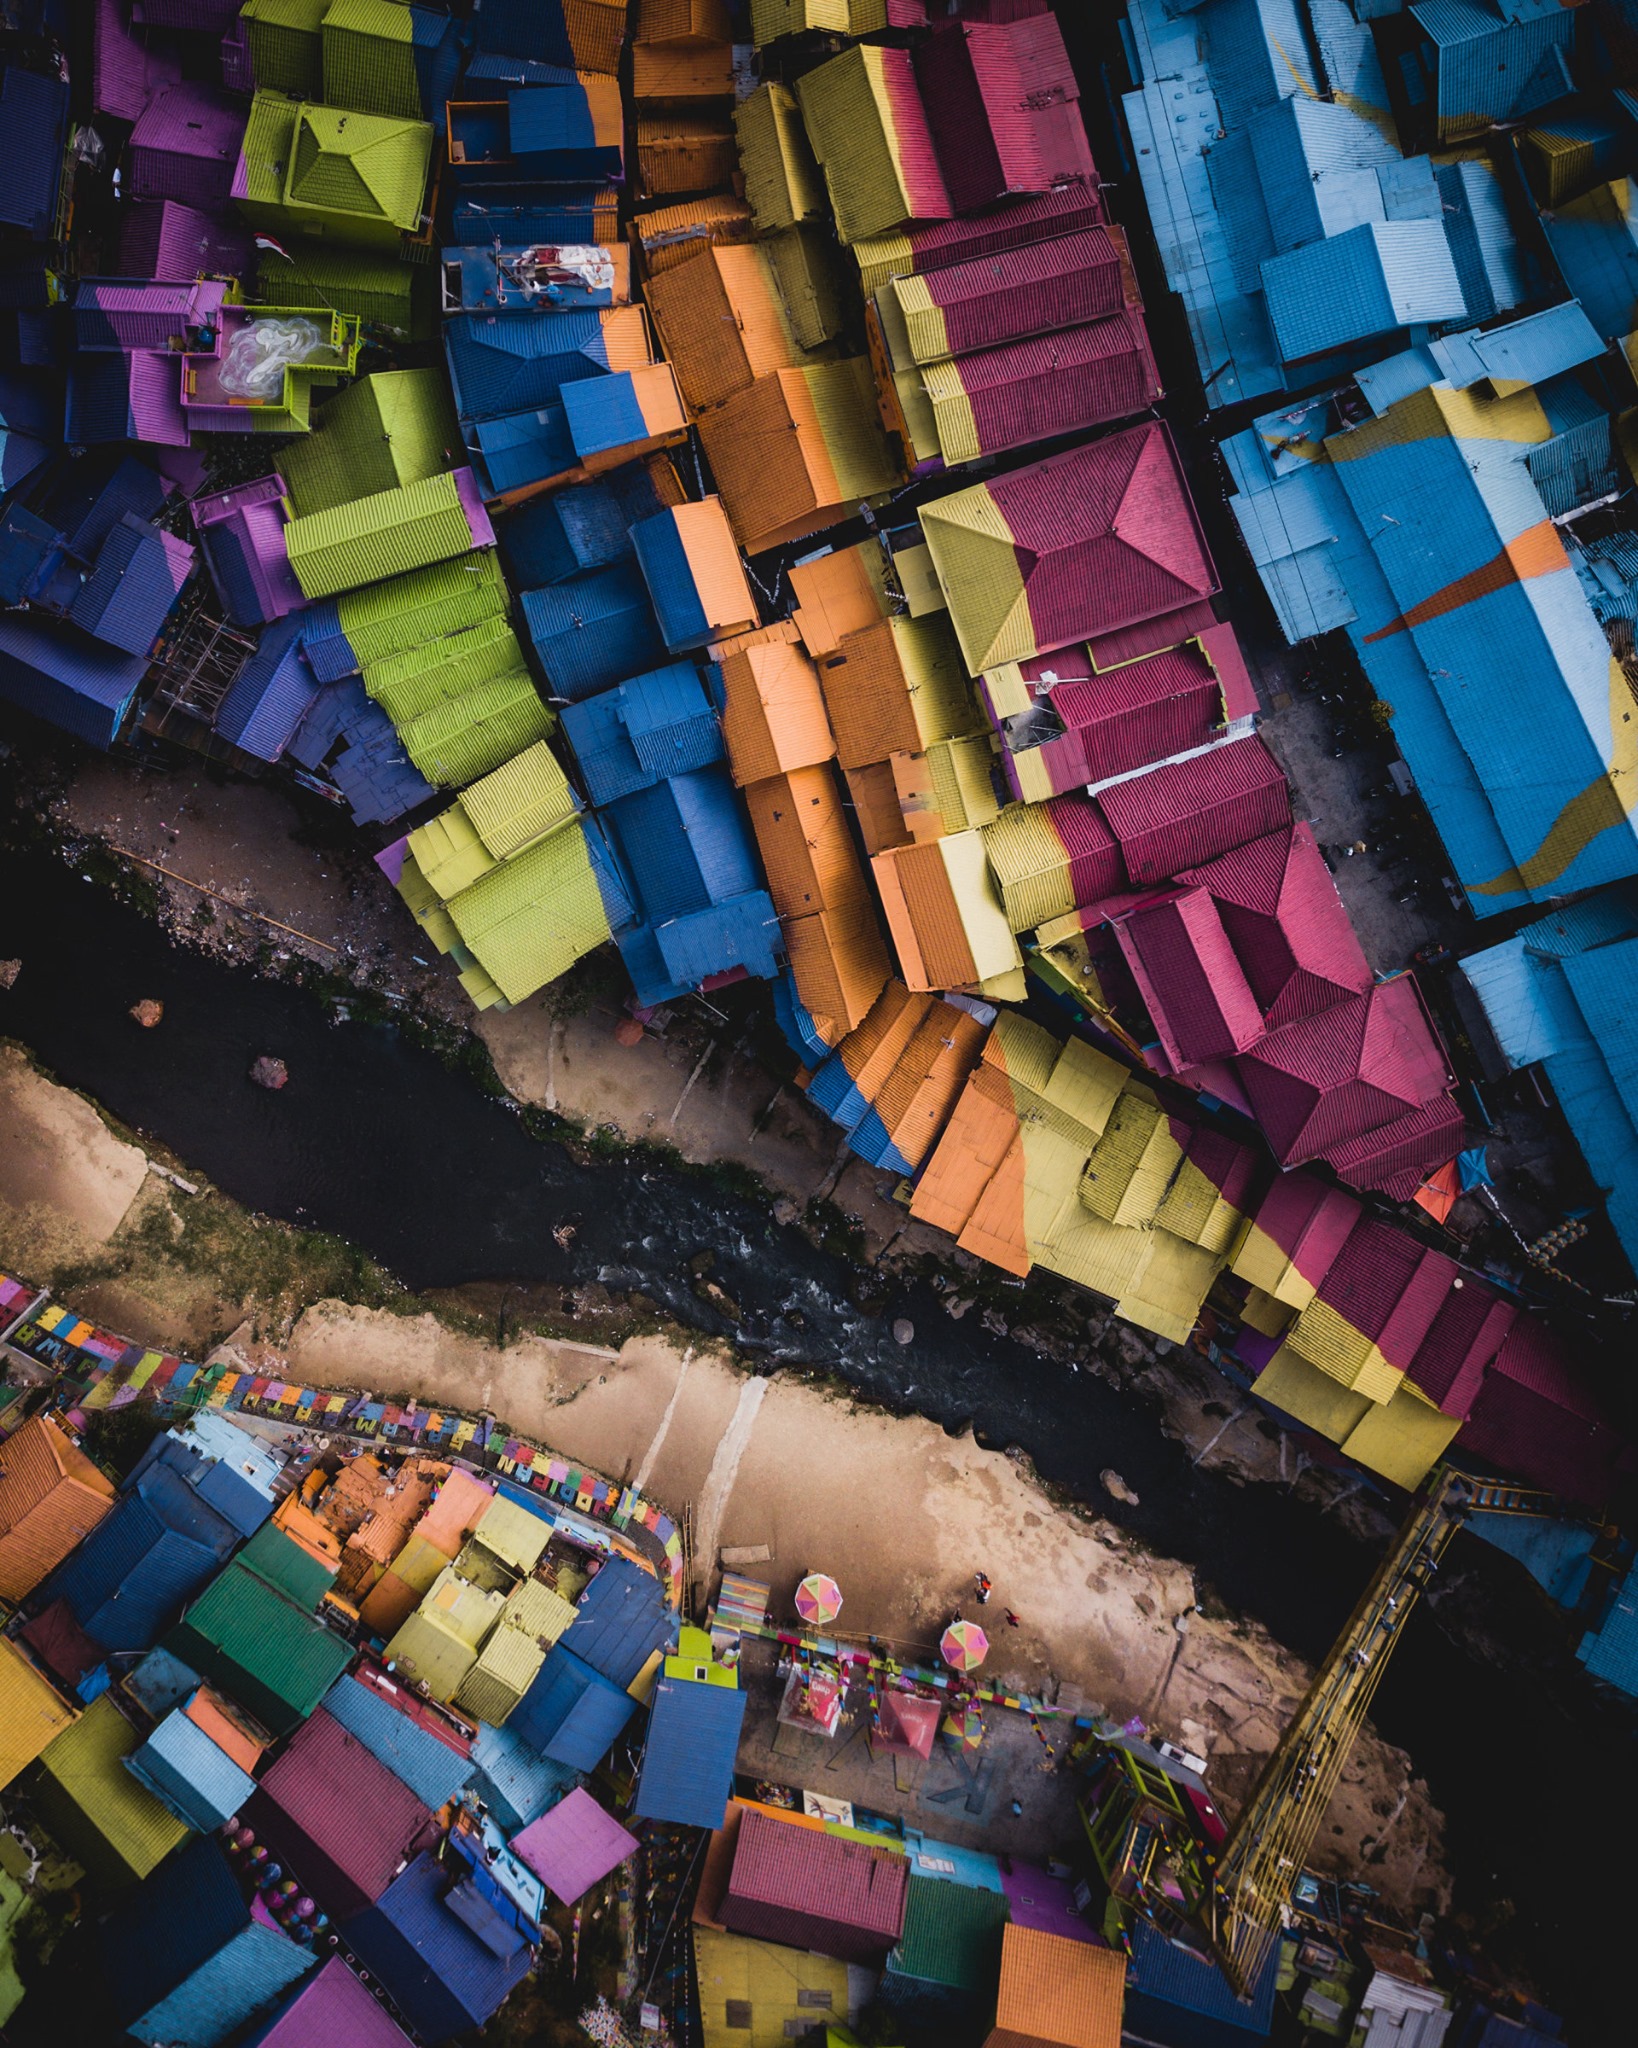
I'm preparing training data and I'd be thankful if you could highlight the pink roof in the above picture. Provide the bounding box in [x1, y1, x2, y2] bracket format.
[987, 424, 1218, 660]
[723, 1809, 909, 1964]
[1087, 595, 1219, 672]
[512, 1787, 638, 1905]
[1235, 976, 1450, 1169]
[94, 0, 182, 123]
[912, 230, 1127, 353]
[1196, 621, 1259, 721]
[1174, 1121, 1264, 1210]
[1403, 1286, 1516, 1419]
[1313, 1218, 1457, 1367]
[127, 81, 246, 210]
[1030, 639, 1226, 792]
[1320, 1091, 1465, 1202]
[1045, 791, 1127, 905]
[914, 15, 1094, 212]
[1095, 735, 1288, 885]
[1116, 887, 1265, 1067]
[879, 47, 954, 223]
[949, 311, 1162, 460]
[248, 1708, 439, 1921]
[873, 1690, 939, 1758]
[1459, 1318, 1624, 1506]
[246, 1959, 412, 2048]
[884, 183, 1103, 278]
[1177, 823, 1372, 1028]
[1245, 1173, 1361, 1287]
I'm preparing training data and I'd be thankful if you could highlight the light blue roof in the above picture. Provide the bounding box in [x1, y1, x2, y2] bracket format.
[468, 1719, 580, 1834]
[1356, 345, 1442, 416]
[132, 1922, 314, 2048]
[1580, 1552, 1638, 1696]
[1429, 301, 1605, 390]
[1410, 0, 1573, 129]
[124, 1701, 258, 1833]
[320, 1673, 474, 1810]
[654, 890, 782, 992]
[1244, 94, 1400, 252]
[1262, 220, 1467, 363]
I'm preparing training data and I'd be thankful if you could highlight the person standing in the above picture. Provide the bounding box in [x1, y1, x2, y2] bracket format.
[974, 1571, 992, 1605]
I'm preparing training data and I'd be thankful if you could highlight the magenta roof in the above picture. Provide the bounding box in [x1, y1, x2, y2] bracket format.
[1177, 823, 1372, 1028]
[1096, 735, 1288, 885]
[915, 14, 1094, 212]
[910, 230, 1126, 354]
[1459, 1318, 1625, 1505]
[947, 312, 1162, 462]
[723, 1810, 909, 1964]
[1246, 1173, 1361, 1288]
[1034, 639, 1226, 791]
[1116, 887, 1265, 1068]
[1045, 791, 1127, 905]
[127, 81, 246, 210]
[1321, 1092, 1465, 1202]
[512, 1787, 638, 1905]
[248, 1709, 438, 1922]
[1235, 976, 1450, 1169]
[245, 1958, 412, 2048]
[1403, 1283, 1516, 1419]
[125, 200, 251, 282]
[128, 351, 190, 447]
[985, 425, 1218, 660]
[1313, 1219, 1456, 1364]
[93, 0, 182, 124]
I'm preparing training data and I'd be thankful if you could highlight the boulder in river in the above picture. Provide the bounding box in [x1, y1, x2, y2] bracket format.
[129, 999, 164, 1029]
[1101, 1469, 1140, 1508]
[892, 1318, 914, 1346]
[249, 1056, 288, 1091]
[0, 960, 19, 990]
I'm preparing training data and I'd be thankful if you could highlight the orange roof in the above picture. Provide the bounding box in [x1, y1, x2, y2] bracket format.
[719, 638, 835, 785]
[986, 1925, 1125, 2048]
[744, 765, 868, 918]
[871, 998, 989, 1171]
[0, 1415, 117, 1603]
[844, 760, 914, 857]
[668, 495, 759, 640]
[345, 1457, 442, 1567]
[636, 115, 737, 200]
[633, 40, 734, 99]
[630, 195, 755, 277]
[814, 614, 974, 771]
[873, 841, 973, 988]
[183, 1685, 270, 1774]
[356, 1566, 423, 1640]
[416, 1468, 493, 1557]
[646, 244, 807, 413]
[786, 900, 891, 1043]
[635, 0, 730, 39]
[824, 979, 927, 1100]
[910, 1060, 1022, 1243]
[789, 539, 894, 656]
[564, 0, 627, 73]
[272, 1492, 345, 1568]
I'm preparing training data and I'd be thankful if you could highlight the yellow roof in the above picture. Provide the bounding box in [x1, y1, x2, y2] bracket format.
[37, 1695, 187, 1883]
[0, 1640, 74, 1793]
[473, 1494, 551, 1573]
[1252, 1348, 1460, 1492]
[734, 81, 826, 233]
[694, 1926, 852, 2048]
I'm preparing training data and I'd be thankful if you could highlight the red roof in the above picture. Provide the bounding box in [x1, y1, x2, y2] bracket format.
[881, 183, 1103, 278]
[1115, 887, 1265, 1067]
[1039, 639, 1225, 786]
[1095, 735, 1288, 885]
[914, 15, 1093, 212]
[1458, 1317, 1624, 1506]
[1086, 596, 1219, 672]
[913, 229, 1127, 353]
[1177, 823, 1372, 1028]
[949, 312, 1162, 460]
[1320, 1091, 1465, 1201]
[721, 1808, 909, 1963]
[246, 1708, 439, 1921]
[1045, 792, 1127, 904]
[988, 425, 1218, 660]
[1235, 977, 1451, 1169]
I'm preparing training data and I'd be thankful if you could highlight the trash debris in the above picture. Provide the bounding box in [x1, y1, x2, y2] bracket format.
[129, 999, 164, 1029]
[249, 1056, 289, 1091]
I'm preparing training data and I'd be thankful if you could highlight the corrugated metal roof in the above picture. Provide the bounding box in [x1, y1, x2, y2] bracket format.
[607, 766, 762, 922]
[249, 1707, 438, 1921]
[887, 228, 1126, 367]
[914, 13, 1092, 214]
[238, 1957, 414, 2048]
[723, 1808, 908, 1963]
[556, 1557, 672, 1688]
[468, 1718, 581, 1832]
[522, 560, 666, 702]
[513, 1785, 637, 1904]
[633, 498, 758, 653]
[40, 1485, 233, 1655]
[561, 662, 721, 806]
[283, 370, 458, 519]
[37, 1695, 189, 1884]
[693, 1925, 851, 2045]
[322, 1672, 473, 1810]
[796, 44, 950, 245]
[990, 1923, 1125, 2047]
[1116, 888, 1265, 1067]
[124, 1703, 257, 1834]
[634, 1672, 745, 1829]
[444, 306, 648, 425]
[0, 1638, 74, 1794]
[719, 637, 834, 785]
[1096, 736, 1288, 885]
[284, 470, 482, 602]
[128, 79, 243, 211]
[0, 1415, 116, 1604]
[508, 1642, 638, 1769]
[132, 1921, 314, 2048]
[98, 1836, 249, 2027]
[736, 80, 826, 234]
[344, 1852, 535, 2044]
[1126, 1915, 1277, 2034]
[165, 1558, 353, 1737]
[0, 612, 149, 751]
[215, 617, 322, 764]
[1261, 220, 1466, 364]
[888, 1873, 1008, 1991]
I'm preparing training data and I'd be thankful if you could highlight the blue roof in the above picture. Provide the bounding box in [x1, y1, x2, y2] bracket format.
[521, 561, 665, 702]
[99, 1836, 250, 2027]
[452, 193, 609, 245]
[633, 1673, 746, 1829]
[1429, 301, 1605, 391]
[562, 372, 654, 460]
[125, 1421, 278, 1540]
[1542, 183, 1638, 342]
[1126, 1916, 1279, 2039]
[444, 309, 620, 423]
[133, 1921, 314, 2048]
[631, 507, 720, 651]
[215, 615, 325, 764]
[772, 971, 833, 1066]
[463, 53, 578, 87]
[298, 602, 357, 682]
[288, 678, 437, 826]
[1410, 0, 1573, 128]
[0, 612, 149, 749]
[39, 1468, 236, 1652]
[1580, 1550, 1638, 1693]
[505, 83, 620, 180]
[1261, 219, 1466, 363]
[124, 1645, 203, 1721]
[0, 506, 63, 605]
[655, 891, 782, 992]
[560, 663, 721, 806]
[617, 921, 689, 1007]
[343, 1852, 534, 2044]
[605, 766, 761, 923]
[469, 0, 573, 61]
[322, 1674, 474, 1810]
[56, 456, 170, 560]
[507, 1642, 639, 1769]
[469, 401, 578, 497]
[468, 1718, 582, 1832]
[124, 1701, 259, 1834]
[554, 1557, 673, 1690]
[0, 65, 67, 237]
[66, 514, 191, 656]
[499, 462, 668, 588]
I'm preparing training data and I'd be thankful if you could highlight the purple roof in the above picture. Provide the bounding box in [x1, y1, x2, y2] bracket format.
[511, 1787, 637, 1905]
[128, 81, 246, 211]
[72, 278, 228, 354]
[194, 476, 303, 627]
[1000, 1861, 1100, 1945]
[129, 350, 190, 446]
[119, 200, 250, 282]
[94, 0, 183, 124]
[242, 1958, 412, 2048]
[134, 0, 243, 26]
[454, 467, 497, 548]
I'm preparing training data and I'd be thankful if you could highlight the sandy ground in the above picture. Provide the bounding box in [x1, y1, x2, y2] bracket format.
[0, 1043, 149, 1256]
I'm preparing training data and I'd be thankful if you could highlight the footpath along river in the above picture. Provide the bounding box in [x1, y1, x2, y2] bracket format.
[0, 838, 1631, 2032]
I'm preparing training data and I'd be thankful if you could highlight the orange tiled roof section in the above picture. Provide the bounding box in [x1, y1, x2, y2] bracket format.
[645, 244, 812, 413]
[719, 638, 835, 785]
[815, 614, 977, 770]
[985, 1925, 1126, 2048]
[0, 1415, 117, 1603]
[744, 766, 866, 920]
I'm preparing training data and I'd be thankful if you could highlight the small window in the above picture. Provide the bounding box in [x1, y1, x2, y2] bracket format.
[723, 2000, 752, 2028]
[796, 1990, 833, 2008]
[694, 1666, 709, 1681]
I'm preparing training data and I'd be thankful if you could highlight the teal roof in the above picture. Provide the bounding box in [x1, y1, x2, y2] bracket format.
[887, 1875, 1009, 1992]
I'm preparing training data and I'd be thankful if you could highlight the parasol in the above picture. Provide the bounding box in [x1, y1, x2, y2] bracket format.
[795, 1573, 843, 1625]
[940, 1618, 989, 1670]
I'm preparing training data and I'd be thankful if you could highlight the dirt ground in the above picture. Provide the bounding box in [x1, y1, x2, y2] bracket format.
[0, 1042, 149, 1257]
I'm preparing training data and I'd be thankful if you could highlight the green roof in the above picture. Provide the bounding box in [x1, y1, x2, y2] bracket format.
[364, 616, 527, 723]
[888, 1876, 1009, 1992]
[322, 0, 422, 121]
[35, 1697, 188, 1885]
[237, 92, 431, 251]
[284, 470, 477, 600]
[334, 550, 508, 668]
[164, 1561, 353, 1738]
[238, 1522, 336, 1612]
[252, 245, 428, 339]
[282, 369, 458, 518]
[397, 670, 555, 788]
[446, 818, 614, 1005]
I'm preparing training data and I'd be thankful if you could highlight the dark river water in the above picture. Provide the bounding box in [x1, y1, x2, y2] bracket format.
[1, 835, 1631, 2036]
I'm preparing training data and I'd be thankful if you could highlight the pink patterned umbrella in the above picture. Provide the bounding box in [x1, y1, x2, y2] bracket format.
[940, 1619, 989, 1671]
[795, 1573, 842, 1625]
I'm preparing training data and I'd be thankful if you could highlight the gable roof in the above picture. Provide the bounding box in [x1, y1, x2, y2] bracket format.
[912, 13, 1092, 214]
[558, 1556, 673, 1687]
[795, 45, 951, 245]
[1114, 887, 1265, 1068]
[562, 662, 722, 805]
[722, 1808, 909, 1963]
[509, 1642, 639, 1768]
[239, 1958, 413, 2048]
[920, 424, 1216, 673]
[1096, 736, 1289, 885]
[988, 1923, 1125, 2048]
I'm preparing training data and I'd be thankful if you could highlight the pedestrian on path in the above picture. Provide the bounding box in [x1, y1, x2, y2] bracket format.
[974, 1571, 992, 1605]
[1004, 1608, 1020, 1628]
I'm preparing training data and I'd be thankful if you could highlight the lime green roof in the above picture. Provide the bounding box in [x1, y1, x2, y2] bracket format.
[35, 1697, 188, 1885]
[397, 671, 554, 789]
[396, 850, 462, 955]
[252, 245, 427, 338]
[240, 0, 327, 99]
[385, 1566, 505, 1702]
[471, 1495, 550, 1573]
[284, 470, 476, 599]
[334, 550, 508, 667]
[288, 103, 430, 228]
[282, 369, 458, 518]
[408, 740, 579, 897]
[365, 616, 526, 722]
[322, 0, 421, 121]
